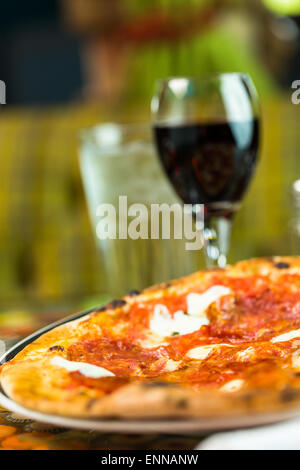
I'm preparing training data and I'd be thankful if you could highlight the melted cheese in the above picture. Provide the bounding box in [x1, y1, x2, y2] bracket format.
[149, 285, 232, 338]
[51, 356, 115, 378]
[292, 351, 300, 369]
[149, 304, 206, 337]
[138, 332, 169, 349]
[236, 347, 256, 362]
[220, 379, 244, 392]
[271, 328, 300, 343]
[186, 344, 234, 360]
[186, 286, 231, 316]
[164, 359, 181, 372]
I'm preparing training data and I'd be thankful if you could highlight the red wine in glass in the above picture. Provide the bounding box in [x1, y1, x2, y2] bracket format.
[151, 74, 260, 267]
[153, 119, 259, 218]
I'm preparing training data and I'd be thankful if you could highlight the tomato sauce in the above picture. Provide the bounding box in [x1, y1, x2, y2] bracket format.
[66, 273, 300, 393]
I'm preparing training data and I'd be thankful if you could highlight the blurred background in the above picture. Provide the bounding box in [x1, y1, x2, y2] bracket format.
[1, 0, 300, 334]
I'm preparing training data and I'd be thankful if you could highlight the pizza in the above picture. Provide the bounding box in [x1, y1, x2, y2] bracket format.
[3, 256, 300, 419]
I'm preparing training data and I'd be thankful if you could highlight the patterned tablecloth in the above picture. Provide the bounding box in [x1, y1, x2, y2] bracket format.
[0, 307, 203, 450]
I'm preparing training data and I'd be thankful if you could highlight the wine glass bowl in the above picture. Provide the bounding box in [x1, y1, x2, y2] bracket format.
[151, 74, 260, 267]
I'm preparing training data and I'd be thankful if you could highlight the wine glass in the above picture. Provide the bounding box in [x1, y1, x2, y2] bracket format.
[151, 73, 260, 268]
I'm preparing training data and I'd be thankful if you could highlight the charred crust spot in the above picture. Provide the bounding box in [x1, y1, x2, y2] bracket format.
[127, 290, 140, 297]
[86, 398, 98, 410]
[240, 392, 254, 406]
[143, 381, 174, 388]
[280, 387, 300, 403]
[95, 299, 127, 312]
[274, 262, 290, 269]
[176, 398, 188, 409]
[109, 299, 127, 309]
[294, 372, 300, 377]
[49, 345, 64, 352]
[94, 305, 107, 312]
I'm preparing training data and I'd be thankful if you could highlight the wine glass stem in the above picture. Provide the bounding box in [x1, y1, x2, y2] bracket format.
[203, 216, 232, 268]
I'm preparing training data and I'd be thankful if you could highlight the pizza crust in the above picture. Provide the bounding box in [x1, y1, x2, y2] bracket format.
[3, 360, 300, 419]
[2, 256, 300, 419]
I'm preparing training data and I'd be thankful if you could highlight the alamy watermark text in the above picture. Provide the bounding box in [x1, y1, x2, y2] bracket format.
[95, 196, 204, 251]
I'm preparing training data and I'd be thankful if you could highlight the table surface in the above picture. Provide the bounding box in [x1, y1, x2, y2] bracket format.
[0, 307, 204, 450]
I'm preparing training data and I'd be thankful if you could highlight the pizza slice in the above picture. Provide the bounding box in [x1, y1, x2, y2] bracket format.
[2, 257, 300, 419]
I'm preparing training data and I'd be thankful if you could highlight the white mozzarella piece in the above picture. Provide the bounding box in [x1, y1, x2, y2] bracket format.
[187, 286, 231, 317]
[149, 304, 206, 337]
[164, 359, 181, 372]
[271, 328, 300, 343]
[138, 333, 169, 349]
[220, 379, 244, 392]
[51, 356, 115, 378]
[236, 347, 256, 361]
[186, 344, 235, 360]
[292, 351, 300, 369]
[149, 285, 232, 338]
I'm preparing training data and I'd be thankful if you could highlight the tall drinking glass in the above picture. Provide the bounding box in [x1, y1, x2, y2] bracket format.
[151, 73, 260, 268]
[79, 123, 203, 297]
